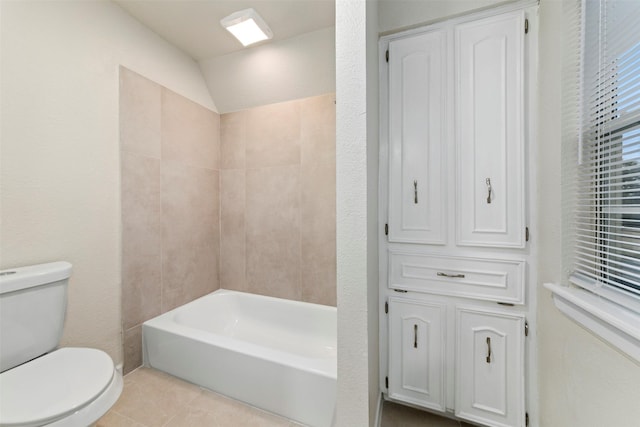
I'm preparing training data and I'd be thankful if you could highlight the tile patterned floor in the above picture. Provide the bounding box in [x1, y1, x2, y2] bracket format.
[98, 367, 476, 427]
[381, 400, 477, 427]
[96, 367, 298, 427]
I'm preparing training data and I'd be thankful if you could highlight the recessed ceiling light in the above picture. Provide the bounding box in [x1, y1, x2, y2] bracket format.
[220, 8, 273, 47]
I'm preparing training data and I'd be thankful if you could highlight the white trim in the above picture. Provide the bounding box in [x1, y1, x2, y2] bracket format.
[569, 273, 640, 315]
[373, 392, 383, 427]
[379, 0, 539, 39]
[544, 282, 640, 364]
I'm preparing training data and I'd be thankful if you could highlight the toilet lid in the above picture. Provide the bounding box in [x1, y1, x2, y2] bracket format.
[0, 347, 115, 427]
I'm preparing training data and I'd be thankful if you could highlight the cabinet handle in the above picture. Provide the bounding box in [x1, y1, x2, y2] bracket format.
[437, 272, 465, 279]
[413, 180, 418, 204]
[486, 337, 492, 363]
[486, 178, 492, 204]
[414, 324, 418, 348]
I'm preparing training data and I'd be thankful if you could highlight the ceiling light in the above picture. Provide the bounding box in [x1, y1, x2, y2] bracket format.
[220, 8, 273, 47]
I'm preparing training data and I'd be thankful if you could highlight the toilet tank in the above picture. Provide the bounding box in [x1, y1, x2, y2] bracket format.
[0, 262, 72, 372]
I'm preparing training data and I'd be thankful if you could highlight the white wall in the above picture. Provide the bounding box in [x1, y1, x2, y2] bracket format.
[536, 1, 640, 425]
[0, 0, 214, 364]
[199, 27, 335, 113]
[366, 0, 381, 425]
[336, 0, 379, 424]
[366, 0, 381, 424]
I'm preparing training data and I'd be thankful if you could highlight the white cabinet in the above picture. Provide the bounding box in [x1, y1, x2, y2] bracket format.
[455, 11, 526, 248]
[456, 307, 525, 427]
[388, 29, 448, 245]
[388, 298, 447, 411]
[387, 301, 527, 426]
[387, 11, 526, 249]
[381, 5, 536, 427]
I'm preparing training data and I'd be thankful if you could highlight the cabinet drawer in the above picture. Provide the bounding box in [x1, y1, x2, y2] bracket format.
[389, 251, 525, 304]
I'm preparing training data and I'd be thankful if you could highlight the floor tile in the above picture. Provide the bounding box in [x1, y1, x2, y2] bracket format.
[187, 388, 294, 427]
[381, 400, 461, 427]
[96, 410, 146, 427]
[100, 368, 471, 427]
[98, 367, 296, 427]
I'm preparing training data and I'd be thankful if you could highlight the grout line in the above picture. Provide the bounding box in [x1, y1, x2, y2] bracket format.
[160, 411, 181, 427]
[108, 409, 151, 427]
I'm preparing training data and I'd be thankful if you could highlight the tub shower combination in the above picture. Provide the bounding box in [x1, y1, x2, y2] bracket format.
[142, 289, 337, 427]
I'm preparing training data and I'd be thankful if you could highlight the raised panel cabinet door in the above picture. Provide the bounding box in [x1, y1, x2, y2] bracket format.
[388, 29, 447, 245]
[455, 11, 526, 248]
[455, 307, 525, 427]
[388, 298, 447, 411]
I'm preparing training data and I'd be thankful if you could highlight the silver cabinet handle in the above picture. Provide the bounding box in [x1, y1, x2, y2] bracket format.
[413, 180, 418, 204]
[437, 272, 465, 278]
[486, 178, 492, 204]
[486, 337, 492, 363]
[414, 324, 418, 348]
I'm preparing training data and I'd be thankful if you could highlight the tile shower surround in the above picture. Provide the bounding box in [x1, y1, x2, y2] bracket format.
[120, 67, 336, 373]
[120, 67, 220, 374]
[220, 94, 336, 305]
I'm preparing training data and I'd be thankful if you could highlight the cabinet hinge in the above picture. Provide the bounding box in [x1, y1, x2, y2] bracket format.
[525, 226, 530, 242]
[525, 320, 529, 337]
[525, 18, 529, 34]
[526, 412, 530, 426]
[385, 376, 389, 389]
[385, 223, 389, 235]
[385, 49, 389, 63]
[385, 301, 389, 314]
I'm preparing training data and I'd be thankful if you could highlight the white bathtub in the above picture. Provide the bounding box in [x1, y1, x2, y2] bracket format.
[142, 289, 336, 427]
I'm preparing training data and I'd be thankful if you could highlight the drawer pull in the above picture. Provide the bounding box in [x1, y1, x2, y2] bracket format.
[486, 177, 492, 204]
[414, 324, 418, 348]
[486, 337, 492, 363]
[437, 272, 465, 279]
[413, 180, 418, 204]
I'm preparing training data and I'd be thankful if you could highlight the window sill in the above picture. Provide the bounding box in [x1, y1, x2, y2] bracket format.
[544, 282, 640, 363]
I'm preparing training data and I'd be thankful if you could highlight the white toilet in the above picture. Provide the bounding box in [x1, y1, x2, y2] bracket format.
[0, 262, 123, 426]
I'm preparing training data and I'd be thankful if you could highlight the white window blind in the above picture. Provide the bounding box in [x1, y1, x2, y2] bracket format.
[572, 0, 640, 304]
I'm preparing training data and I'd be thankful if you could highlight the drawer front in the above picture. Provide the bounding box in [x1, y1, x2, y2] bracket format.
[389, 251, 525, 304]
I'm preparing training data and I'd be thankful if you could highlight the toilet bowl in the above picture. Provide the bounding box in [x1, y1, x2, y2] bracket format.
[0, 348, 123, 427]
[0, 263, 123, 426]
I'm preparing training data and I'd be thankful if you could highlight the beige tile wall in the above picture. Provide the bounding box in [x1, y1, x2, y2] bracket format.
[219, 94, 336, 306]
[120, 68, 220, 374]
[121, 68, 336, 373]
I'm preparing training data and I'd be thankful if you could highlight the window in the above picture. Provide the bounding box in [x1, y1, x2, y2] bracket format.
[574, 0, 640, 306]
[546, 0, 640, 363]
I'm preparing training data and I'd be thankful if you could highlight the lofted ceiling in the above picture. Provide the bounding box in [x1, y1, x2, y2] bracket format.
[113, 0, 336, 61]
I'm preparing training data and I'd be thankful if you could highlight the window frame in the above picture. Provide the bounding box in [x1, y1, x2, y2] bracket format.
[573, 0, 640, 310]
[546, 0, 640, 364]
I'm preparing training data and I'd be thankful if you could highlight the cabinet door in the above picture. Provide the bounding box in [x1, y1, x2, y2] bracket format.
[455, 11, 526, 248]
[388, 29, 447, 245]
[455, 307, 525, 427]
[388, 298, 446, 411]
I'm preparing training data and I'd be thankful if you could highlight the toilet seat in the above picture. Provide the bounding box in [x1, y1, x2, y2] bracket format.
[0, 347, 122, 427]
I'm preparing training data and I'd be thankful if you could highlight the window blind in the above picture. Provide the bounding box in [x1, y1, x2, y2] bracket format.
[571, 0, 640, 301]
